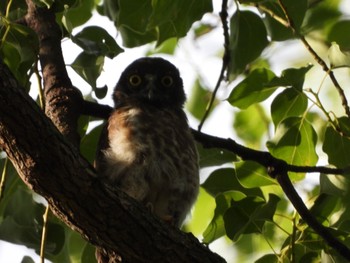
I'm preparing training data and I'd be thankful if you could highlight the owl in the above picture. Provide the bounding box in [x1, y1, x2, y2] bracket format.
[95, 57, 199, 227]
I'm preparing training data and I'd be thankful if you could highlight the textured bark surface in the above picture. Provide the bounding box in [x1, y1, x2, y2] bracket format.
[0, 61, 225, 263]
[25, 0, 82, 146]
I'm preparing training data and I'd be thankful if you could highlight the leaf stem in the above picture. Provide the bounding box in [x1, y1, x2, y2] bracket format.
[40, 205, 50, 263]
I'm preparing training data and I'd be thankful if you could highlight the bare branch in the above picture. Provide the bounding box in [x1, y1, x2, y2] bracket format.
[198, 0, 230, 131]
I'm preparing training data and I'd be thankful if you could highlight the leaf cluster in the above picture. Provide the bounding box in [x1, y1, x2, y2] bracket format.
[2, 0, 350, 262]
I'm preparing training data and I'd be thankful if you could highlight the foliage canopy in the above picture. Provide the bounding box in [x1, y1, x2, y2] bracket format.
[2, 0, 350, 262]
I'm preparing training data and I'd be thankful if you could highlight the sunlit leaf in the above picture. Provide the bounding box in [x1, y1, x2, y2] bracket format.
[186, 79, 218, 120]
[184, 188, 215, 235]
[233, 104, 268, 147]
[267, 117, 318, 168]
[235, 161, 276, 188]
[328, 42, 350, 69]
[271, 88, 308, 127]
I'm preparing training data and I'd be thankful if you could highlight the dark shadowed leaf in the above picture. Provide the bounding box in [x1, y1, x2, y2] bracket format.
[201, 168, 263, 197]
[228, 68, 276, 109]
[327, 20, 350, 50]
[228, 10, 268, 77]
[72, 26, 123, 59]
[149, 0, 213, 45]
[224, 194, 279, 241]
[71, 52, 104, 89]
[323, 117, 350, 168]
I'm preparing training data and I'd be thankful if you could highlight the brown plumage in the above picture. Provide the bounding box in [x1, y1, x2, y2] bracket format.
[95, 57, 199, 227]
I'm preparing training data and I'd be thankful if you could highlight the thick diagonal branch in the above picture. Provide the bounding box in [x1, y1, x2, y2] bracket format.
[0, 60, 225, 263]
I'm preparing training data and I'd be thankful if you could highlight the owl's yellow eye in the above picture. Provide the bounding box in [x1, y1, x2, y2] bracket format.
[129, 74, 142, 86]
[161, 76, 173, 87]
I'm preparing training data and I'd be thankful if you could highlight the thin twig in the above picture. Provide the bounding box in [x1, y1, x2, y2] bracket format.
[40, 205, 50, 263]
[277, 0, 350, 118]
[0, 158, 8, 201]
[198, 0, 230, 131]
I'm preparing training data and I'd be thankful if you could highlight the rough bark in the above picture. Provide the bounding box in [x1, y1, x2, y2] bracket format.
[0, 60, 225, 263]
[25, 0, 82, 146]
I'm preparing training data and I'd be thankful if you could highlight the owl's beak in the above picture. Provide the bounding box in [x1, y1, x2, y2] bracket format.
[145, 74, 156, 100]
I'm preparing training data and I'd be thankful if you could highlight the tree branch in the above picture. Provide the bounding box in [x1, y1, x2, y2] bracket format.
[25, 0, 83, 146]
[81, 101, 350, 259]
[198, 0, 230, 131]
[0, 59, 225, 263]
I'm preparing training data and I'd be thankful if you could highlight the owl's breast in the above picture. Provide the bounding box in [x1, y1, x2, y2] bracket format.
[104, 105, 197, 184]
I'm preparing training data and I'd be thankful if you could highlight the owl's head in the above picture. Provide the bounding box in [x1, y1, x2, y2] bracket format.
[113, 57, 186, 108]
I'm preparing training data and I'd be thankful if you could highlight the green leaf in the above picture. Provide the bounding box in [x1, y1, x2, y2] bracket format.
[59, 0, 95, 30]
[228, 10, 269, 77]
[233, 104, 268, 147]
[227, 68, 277, 109]
[197, 144, 237, 168]
[255, 254, 278, 263]
[201, 168, 263, 197]
[186, 79, 218, 120]
[203, 191, 246, 243]
[267, 65, 312, 89]
[146, 37, 178, 55]
[224, 194, 280, 242]
[271, 88, 308, 127]
[320, 173, 348, 197]
[303, 0, 341, 32]
[72, 26, 123, 59]
[327, 20, 350, 49]
[80, 123, 104, 163]
[323, 117, 350, 168]
[81, 242, 97, 263]
[116, 0, 157, 47]
[267, 117, 318, 168]
[262, 0, 307, 41]
[309, 193, 340, 223]
[328, 42, 350, 69]
[279, 0, 307, 32]
[262, 2, 294, 41]
[184, 188, 215, 236]
[71, 52, 104, 89]
[149, 0, 213, 45]
[0, 23, 39, 88]
[21, 256, 35, 263]
[235, 161, 276, 188]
